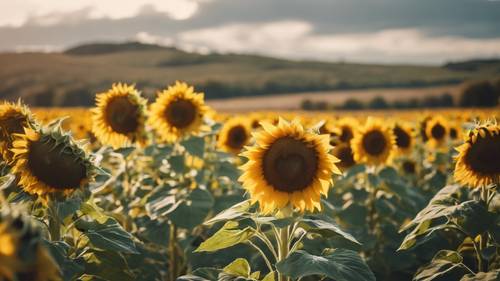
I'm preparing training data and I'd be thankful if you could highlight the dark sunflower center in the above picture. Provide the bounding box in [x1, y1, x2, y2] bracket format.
[251, 120, 260, 129]
[450, 128, 458, 139]
[226, 125, 248, 149]
[393, 126, 411, 149]
[263, 137, 318, 193]
[165, 99, 197, 129]
[402, 160, 416, 174]
[340, 126, 353, 143]
[104, 96, 139, 134]
[335, 145, 355, 168]
[0, 114, 27, 141]
[27, 139, 87, 190]
[465, 132, 500, 175]
[362, 130, 387, 156]
[431, 124, 446, 140]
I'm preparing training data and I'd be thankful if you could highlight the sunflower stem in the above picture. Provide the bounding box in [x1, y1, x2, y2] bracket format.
[48, 198, 61, 241]
[168, 222, 179, 281]
[278, 225, 290, 281]
[477, 185, 491, 272]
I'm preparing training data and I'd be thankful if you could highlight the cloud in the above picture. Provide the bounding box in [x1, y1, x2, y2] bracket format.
[177, 21, 500, 64]
[0, 0, 206, 27]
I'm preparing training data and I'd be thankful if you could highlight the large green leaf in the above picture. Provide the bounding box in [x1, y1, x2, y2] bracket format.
[276, 249, 375, 281]
[195, 221, 256, 252]
[217, 161, 241, 181]
[204, 200, 252, 226]
[461, 270, 500, 281]
[299, 214, 360, 245]
[414, 250, 469, 281]
[44, 240, 85, 281]
[222, 258, 251, 277]
[181, 136, 205, 158]
[76, 218, 139, 254]
[168, 188, 215, 229]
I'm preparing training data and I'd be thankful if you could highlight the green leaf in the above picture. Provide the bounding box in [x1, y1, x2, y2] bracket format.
[169, 155, 185, 174]
[217, 161, 241, 181]
[55, 196, 82, 220]
[204, 200, 252, 226]
[85, 250, 135, 281]
[262, 272, 275, 281]
[114, 147, 135, 158]
[299, 214, 360, 245]
[177, 276, 210, 281]
[80, 202, 109, 223]
[168, 188, 215, 229]
[181, 136, 205, 158]
[223, 258, 251, 277]
[195, 221, 256, 252]
[460, 270, 500, 281]
[276, 249, 375, 281]
[414, 250, 468, 281]
[0, 174, 15, 190]
[76, 218, 138, 254]
[44, 240, 85, 281]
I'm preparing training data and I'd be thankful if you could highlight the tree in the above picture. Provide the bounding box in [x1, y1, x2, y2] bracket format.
[459, 81, 499, 107]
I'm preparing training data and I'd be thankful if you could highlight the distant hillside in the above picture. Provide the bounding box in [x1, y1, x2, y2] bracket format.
[64, 42, 170, 55]
[0, 41, 499, 107]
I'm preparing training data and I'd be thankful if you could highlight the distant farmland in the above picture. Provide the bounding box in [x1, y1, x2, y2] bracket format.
[1, 42, 499, 107]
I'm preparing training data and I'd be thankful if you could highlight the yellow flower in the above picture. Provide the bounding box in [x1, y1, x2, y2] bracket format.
[392, 122, 414, 155]
[454, 122, 500, 188]
[10, 126, 95, 197]
[239, 118, 341, 214]
[351, 117, 396, 166]
[331, 142, 356, 170]
[425, 116, 449, 148]
[0, 101, 36, 162]
[218, 117, 252, 154]
[148, 81, 210, 142]
[91, 83, 147, 149]
[336, 117, 359, 144]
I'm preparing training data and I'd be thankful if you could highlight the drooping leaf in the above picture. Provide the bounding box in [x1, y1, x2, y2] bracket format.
[414, 250, 469, 281]
[76, 218, 138, 254]
[181, 136, 205, 158]
[168, 188, 215, 229]
[299, 214, 360, 245]
[195, 221, 256, 252]
[204, 200, 252, 226]
[276, 249, 375, 281]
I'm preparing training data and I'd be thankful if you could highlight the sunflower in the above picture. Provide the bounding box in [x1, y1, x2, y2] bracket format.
[336, 117, 359, 144]
[218, 117, 252, 154]
[91, 83, 147, 149]
[448, 122, 463, 141]
[10, 123, 96, 197]
[454, 122, 500, 188]
[0, 213, 61, 281]
[425, 116, 449, 148]
[0, 101, 37, 162]
[332, 142, 356, 170]
[401, 160, 417, 175]
[239, 118, 341, 214]
[148, 81, 210, 142]
[392, 123, 414, 155]
[351, 117, 396, 166]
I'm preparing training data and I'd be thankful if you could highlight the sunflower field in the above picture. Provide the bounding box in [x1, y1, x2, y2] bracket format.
[0, 81, 499, 281]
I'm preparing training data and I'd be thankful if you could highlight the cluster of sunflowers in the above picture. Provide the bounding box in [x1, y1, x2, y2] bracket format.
[0, 81, 499, 281]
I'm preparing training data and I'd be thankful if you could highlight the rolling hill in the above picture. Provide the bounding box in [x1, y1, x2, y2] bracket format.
[0, 41, 499, 107]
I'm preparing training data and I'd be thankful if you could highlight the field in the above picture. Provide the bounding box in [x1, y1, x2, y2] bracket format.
[1, 42, 500, 107]
[0, 83, 499, 281]
[208, 85, 462, 111]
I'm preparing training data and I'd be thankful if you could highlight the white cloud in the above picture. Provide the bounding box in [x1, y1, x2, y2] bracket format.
[178, 21, 500, 64]
[0, 0, 207, 27]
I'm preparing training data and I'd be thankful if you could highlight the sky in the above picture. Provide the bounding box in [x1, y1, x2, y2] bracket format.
[1, 0, 500, 64]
